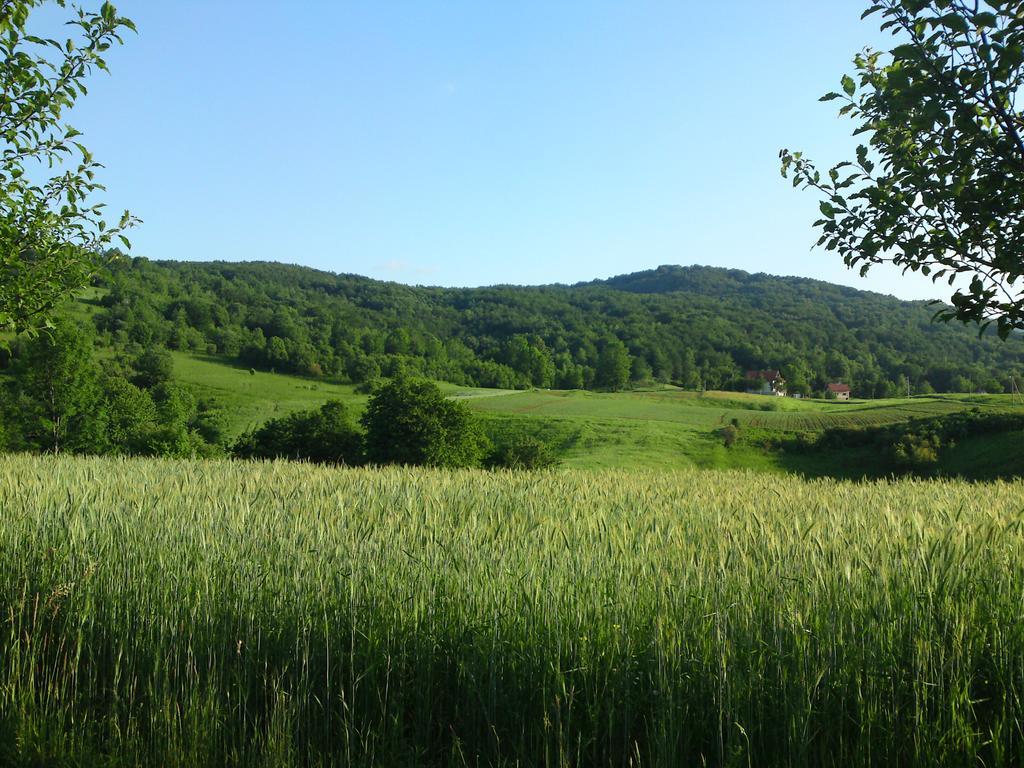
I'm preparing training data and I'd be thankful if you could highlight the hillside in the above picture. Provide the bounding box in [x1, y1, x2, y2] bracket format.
[92, 258, 1024, 397]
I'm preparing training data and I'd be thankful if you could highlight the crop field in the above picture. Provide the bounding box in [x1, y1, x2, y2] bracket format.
[2, 455, 1024, 766]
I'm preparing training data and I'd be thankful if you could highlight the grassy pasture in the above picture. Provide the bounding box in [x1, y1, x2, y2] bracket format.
[165, 351, 1024, 473]
[463, 386, 1024, 470]
[1, 455, 1023, 766]
[170, 352, 369, 436]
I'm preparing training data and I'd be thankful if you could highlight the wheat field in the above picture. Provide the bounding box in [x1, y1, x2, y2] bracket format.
[1, 455, 1022, 766]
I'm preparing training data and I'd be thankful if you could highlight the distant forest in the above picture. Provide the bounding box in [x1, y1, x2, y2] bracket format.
[85, 258, 1023, 397]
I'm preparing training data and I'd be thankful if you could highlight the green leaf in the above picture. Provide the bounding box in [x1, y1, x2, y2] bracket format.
[841, 75, 856, 96]
[973, 12, 997, 28]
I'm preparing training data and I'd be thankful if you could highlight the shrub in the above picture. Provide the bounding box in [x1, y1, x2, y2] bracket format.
[354, 377, 379, 395]
[488, 436, 558, 470]
[361, 376, 487, 468]
[719, 424, 739, 448]
[234, 400, 364, 465]
[892, 433, 941, 473]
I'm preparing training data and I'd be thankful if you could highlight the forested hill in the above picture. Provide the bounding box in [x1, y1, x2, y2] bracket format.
[592, 263, 892, 299]
[90, 258, 1024, 397]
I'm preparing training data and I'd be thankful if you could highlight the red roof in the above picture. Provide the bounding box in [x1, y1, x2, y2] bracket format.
[827, 383, 851, 393]
[746, 369, 781, 381]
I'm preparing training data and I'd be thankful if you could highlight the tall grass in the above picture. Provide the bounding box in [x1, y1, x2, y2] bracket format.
[1, 455, 1022, 766]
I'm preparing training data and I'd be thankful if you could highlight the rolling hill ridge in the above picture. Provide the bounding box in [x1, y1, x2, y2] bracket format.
[90, 258, 1023, 397]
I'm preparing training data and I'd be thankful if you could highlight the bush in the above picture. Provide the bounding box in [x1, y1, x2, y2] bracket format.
[361, 376, 487, 468]
[488, 436, 558, 470]
[718, 424, 739, 448]
[354, 377, 379, 395]
[234, 401, 364, 465]
[892, 434, 941, 473]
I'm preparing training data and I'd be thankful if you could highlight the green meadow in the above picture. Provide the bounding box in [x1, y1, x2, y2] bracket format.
[169, 351, 1024, 475]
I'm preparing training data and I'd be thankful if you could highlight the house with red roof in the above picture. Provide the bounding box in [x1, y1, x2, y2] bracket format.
[826, 383, 851, 401]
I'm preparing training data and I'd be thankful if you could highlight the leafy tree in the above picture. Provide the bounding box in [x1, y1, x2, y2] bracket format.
[783, 361, 813, 397]
[630, 355, 653, 383]
[0, 1, 137, 334]
[677, 349, 699, 389]
[132, 347, 174, 389]
[233, 400, 363, 464]
[147, 382, 220, 457]
[345, 352, 380, 384]
[782, 0, 1024, 337]
[361, 376, 486, 467]
[104, 376, 158, 453]
[893, 433, 941, 472]
[266, 336, 289, 368]
[982, 376, 1004, 394]
[554, 358, 585, 389]
[503, 334, 554, 388]
[9, 319, 106, 453]
[191, 398, 229, 446]
[147, 382, 195, 455]
[595, 337, 631, 391]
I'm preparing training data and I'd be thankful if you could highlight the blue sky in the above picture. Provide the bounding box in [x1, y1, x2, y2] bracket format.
[36, 1, 945, 300]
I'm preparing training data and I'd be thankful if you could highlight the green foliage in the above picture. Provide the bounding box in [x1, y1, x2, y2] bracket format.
[7, 319, 106, 453]
[191, 398, 230, 446]
[0, 1, 137, 334]
[782, 0, 1024, 336]
[487, 434, 558, 470]
[595, 336, 632, 390]
[501, 334, 554, 388]
[780, 408, 1024, 478]
[718, 422, 739, 448]
[147, 349, 1024, 477]
[2, 320, 222, 457]
[103, 376, 158, 454]
[892, 432, 941, 472]
[131, 346, 174, 389]
[361, 376, 487, 467]
[144, 382, 211, 457]
[233, 400, 363, 465]
[91, 259, 1024, 400]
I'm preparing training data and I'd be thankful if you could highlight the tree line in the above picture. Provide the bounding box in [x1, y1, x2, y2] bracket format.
[0, 321, 226, 456]
[89, 258, 1023, 398]
[0, 319, 552, 469]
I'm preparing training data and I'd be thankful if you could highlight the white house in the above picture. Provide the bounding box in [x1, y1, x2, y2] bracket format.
[745, 369, 787, 397]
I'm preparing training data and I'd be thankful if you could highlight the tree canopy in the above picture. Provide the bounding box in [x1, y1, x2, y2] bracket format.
[361, 376, 486, 468]
[0, 318, 225, 456]
[0, 1, 136, 334]
[86, 259, 1024, 399]
[782, 0, 1024, 337]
